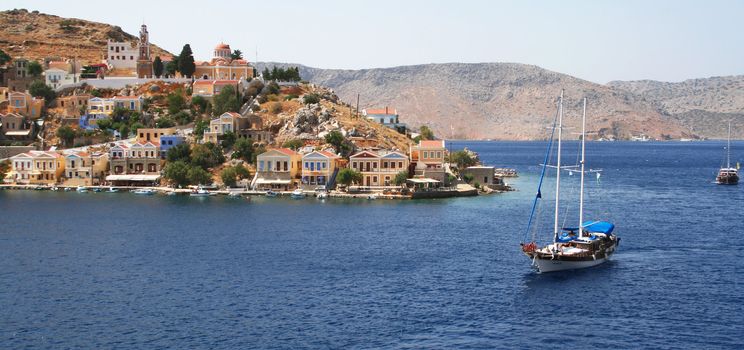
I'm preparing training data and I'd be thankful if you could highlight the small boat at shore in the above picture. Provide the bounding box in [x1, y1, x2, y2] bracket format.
[521, 94, 619, 273]
[265, 190, 278, 197]
[76, 186, 88, 193]
[227, 191, 242, 198]
[106, 187, 119, 193]
[290, 189, 306, 199]
[92, 187, 102, 193]
[132, 188, 155, 195]
[716, 122, 739, 185]
[189, 186, 211, 197]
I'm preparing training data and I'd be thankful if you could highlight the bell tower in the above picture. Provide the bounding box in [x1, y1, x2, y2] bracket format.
[136, 23, 154, 78]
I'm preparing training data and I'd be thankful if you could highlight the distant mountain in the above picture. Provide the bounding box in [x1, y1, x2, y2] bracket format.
[258, 62, 693, 140]
[0, 9, 172, 65]
[609, 76, 744, 139]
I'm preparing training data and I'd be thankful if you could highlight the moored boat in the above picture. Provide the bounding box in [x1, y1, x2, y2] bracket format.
[132, 188, 156, 195]
[189, 186, 211, 197]
[76, 186, 88, 193]
[265, 190, 278, 197]
[290, 189, 306, 198]
[106, 187, 119, 193]
[521, 93, 619, 273]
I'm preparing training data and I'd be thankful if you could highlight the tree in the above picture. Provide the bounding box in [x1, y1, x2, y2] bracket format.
[0, 160, 10, 180]
[172, 111, 192, 125]
[96, 119, 113, 130]
[166, 143, 191, 163]
[163, 160, 190, 186]
[193, 119, 209, 138]
[178, 44, 196, 77]
[27, 61, 43, 77]
[394, 171, 409, 186]
[212, 85, 239, 116]
[336, 168, 362, 186]
[220, 165, 250, 187]
[419, 125, 435, 140]
[324, 130, 351, 156]
[303, 93, 320, 104]
[165, 59, 178, 77]
[156, 117, 175, 128]
[187, 166, 212, 185]
[129, 122, 145, 136]
[118, 124, 129, 139]
[220, 131, 236, 149]
[282, 139, 304, 150]
[167, 90, 186, 114]
[153, 56, 164, 77]
[448, 150, 478, 170]
[231, 138, 255, 162]
[28, 80, 55, 105]
[231, 50, 243, 60]
[191, 142, 225, 169]
[56, 125, 75, 147]
[191, 95, 209, 113]
[463, 173, 475, 184]
[0, 48, 10, 65]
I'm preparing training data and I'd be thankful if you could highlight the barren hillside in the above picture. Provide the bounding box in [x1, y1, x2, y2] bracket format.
[0, 9, 172, 65]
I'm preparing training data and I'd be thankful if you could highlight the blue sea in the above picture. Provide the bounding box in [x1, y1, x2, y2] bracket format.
[1, 141, 742, 349]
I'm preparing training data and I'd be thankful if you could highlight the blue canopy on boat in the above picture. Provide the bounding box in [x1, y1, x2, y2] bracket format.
[582, 221, 615, 235]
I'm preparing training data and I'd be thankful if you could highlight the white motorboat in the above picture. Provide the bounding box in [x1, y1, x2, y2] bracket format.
[132, 188, 156, 195]
[290, 189, 306, 198]
[265, 190, 278, 197]
[190, 186, 211, 197]
[76, 186, 88, 193]
[106, 187, 119, 193]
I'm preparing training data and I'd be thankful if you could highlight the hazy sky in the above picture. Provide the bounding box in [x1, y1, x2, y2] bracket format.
[4, 0, 743, 83]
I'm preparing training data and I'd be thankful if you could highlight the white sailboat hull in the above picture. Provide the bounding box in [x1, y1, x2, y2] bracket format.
[533, 253, 611, 273]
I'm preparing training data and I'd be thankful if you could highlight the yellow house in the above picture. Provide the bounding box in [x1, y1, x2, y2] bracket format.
[136, 127, 176, 144]
[8, 91, 44, 119]
[410, 140, 447, 182]
[349, 150, 410, 187]
[63, 151, 109, 186]
[8, 151, 65, 185]
[253, 148, 302, 191]
[301, 150, 341, 189]
[87, 97, 116, 116]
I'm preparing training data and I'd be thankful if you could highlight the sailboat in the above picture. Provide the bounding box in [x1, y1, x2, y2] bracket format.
[521, 93, 619, 273]
[715, 122, 739, 185]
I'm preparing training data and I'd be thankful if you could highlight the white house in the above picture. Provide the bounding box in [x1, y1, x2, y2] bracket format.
[44, 68, 76, 89]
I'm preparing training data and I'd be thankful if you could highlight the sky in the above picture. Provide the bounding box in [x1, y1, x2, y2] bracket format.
[3, 0, 743, 83]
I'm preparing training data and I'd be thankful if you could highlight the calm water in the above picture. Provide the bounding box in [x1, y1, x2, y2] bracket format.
[1, 141, 743, 349]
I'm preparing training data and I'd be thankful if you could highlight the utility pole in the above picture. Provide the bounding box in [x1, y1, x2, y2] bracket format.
[355, 93, 360, 119]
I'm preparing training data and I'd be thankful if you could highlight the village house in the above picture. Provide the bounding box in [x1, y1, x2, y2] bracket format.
[159, 134, 185, 159]
[86, 96, 142, 126]
[191, 80, 240, 99]
[362, 107, 408, 134]
[410, 140, 447, 182]
[301, 150, 341, 189]
[203, 112, 271, 144]
[55, 93, 92, 117]
[0, 112, 35, 141]
[4, 58, 35, 92]
[252, 148, 302, 191]
[106, 141, 162, 186]
[193, 43, 254, 80]
[7, 151, 65, 185]
[462, 165, 508, 191]
[63, 151, 109, 186]
[136, 127, 176, 144]
[0, 87, 9, 103]
[8, 91, 44, 119]
[105, 40, 138, 70]
[44, 68, 76, 89]
[349, 150, 410, 187]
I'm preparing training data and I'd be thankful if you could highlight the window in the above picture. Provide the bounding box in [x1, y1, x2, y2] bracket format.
[373, 176, 378, 183]
[352, 162, 357, 169]
[423, 151, 428, 159]
[258, 161, 264, 171]
[436, 151, 442, 158]
[382, 161, 388, 168]
[399, 161, 403, 168]
[283, 161, 288, 171]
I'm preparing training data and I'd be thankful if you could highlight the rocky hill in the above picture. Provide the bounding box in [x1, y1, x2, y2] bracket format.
[609, 76, 744, 139]
[258, 62, 692, 140]
[0, 9, 171, 65]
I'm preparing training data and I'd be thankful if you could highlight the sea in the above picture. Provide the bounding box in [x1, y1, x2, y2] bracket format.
[1, 141, 742, 349]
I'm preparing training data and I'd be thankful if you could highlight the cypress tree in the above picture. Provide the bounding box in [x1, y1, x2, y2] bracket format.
[178, 44, 196, 78]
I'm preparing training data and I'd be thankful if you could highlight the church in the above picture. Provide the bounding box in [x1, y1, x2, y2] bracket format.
[194, 43, 255, 80]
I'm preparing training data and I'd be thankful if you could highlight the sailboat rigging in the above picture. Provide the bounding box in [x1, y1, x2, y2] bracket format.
[715, 122, 739, 185]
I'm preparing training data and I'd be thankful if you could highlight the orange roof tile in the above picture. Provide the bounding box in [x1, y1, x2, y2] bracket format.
[365, 107, 397, 115]
[275, 148, 298, 156]
[418, 140, 445, 148]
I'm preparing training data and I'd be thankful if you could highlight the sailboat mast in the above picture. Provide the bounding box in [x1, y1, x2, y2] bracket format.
[727, 121, 732, 168]
[579, 98, 587, 238]
[553, 90, 564, 244]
